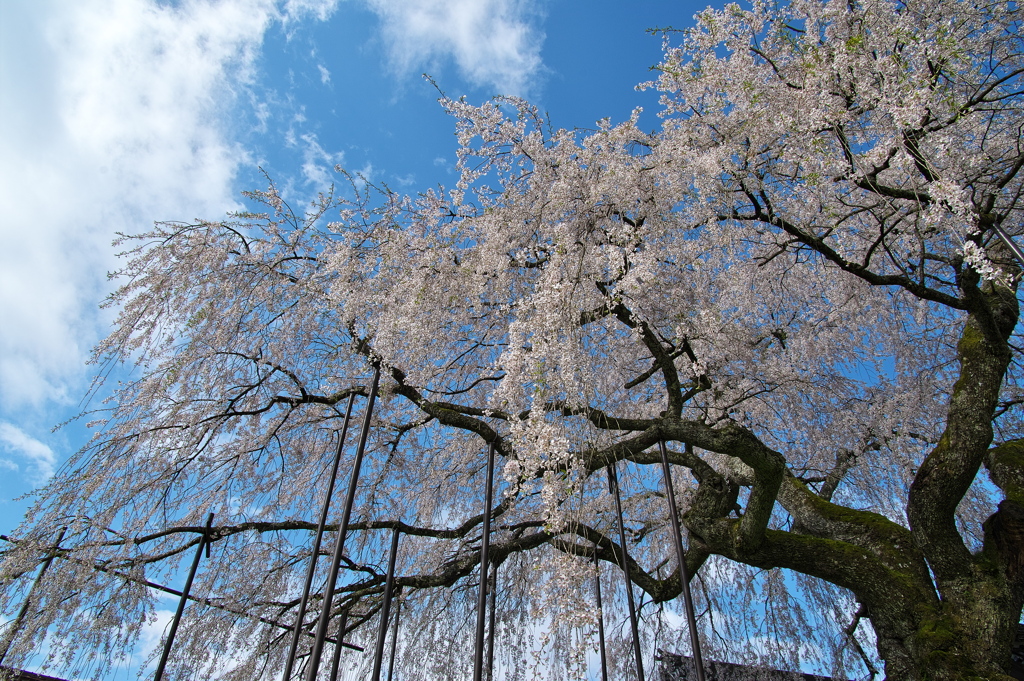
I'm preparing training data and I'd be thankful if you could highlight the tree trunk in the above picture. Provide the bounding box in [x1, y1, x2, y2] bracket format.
[683, 276, 1024, 680]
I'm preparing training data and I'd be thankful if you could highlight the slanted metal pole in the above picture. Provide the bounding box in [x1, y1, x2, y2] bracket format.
[609, 463, 645, 681]
[593, 548, 608, 681]
[486, 562, 497, 681]
[0, 527, 67, 664]
[658, 441, 706, 681]
[154, 512, 214, 681]
[386, 599, 401, 681]
[473, 443, 496, 681]
[991, 223, 1024, 269]
[371, 527, 401, 681]
[306, 365, 381, 681]
[283, 395, 357, 681]
[328, 609, 349, 681]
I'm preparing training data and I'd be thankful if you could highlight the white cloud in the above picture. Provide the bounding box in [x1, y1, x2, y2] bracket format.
[317, 63, 332, 84]
[299, 133, 345, 188]
[0, 422, 57, 483]
[433, 155, 454, 174]
[366, 0, 546, 96]
[355, 161, 375, 183]
[0, 0, 277, 411]
[283, 0, 341, 23]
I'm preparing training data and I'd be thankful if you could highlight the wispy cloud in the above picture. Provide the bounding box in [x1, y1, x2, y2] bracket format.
[299, 133, 345, 187]
[366, 0, 546, 96]
[283, 0, 341, 23]
[0, 422, 57, 484]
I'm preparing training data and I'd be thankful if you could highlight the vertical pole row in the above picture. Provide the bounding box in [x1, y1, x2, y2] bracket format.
[154, 512, 215, 681]
[327, 610, 349, 681]
[386, 599, 401, 681]
[282, 395, 357, 681]
[306, 365, 382, 681]
[472, 443, 496, 681]
[0, 526, 67, 665]
[371, 527, 401, 681]
[658, 441, 706, 681]
[593, 548, 608, 681]
[486, 562, 497, 681]
[608, 463, 645, 681]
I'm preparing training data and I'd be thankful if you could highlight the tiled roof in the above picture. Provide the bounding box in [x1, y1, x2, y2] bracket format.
[657, 651, 839, 681]
[661, 624, 1024, 681]
[0, 667, 68, 681]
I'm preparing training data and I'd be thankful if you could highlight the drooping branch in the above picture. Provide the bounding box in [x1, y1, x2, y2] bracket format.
[592, 289, 687, 416]
[0, 535, 360, 650]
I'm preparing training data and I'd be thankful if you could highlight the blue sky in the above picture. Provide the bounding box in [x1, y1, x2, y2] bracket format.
[0, 0, 708, 672]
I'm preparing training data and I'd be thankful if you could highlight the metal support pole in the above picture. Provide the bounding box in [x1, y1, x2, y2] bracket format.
[371, 527, 401, 681]
[306, 365, 381, 681]
[386, 599, 401, 681]
[991, 222, 1024, 270]
[473, 443, 496, 681]
[283, 394, 357, 681]
[0, 527, 67, 665]
[658, 441, 706, 681]
[154, 512, 214, 681]
[593, 548, 608, 681]
[486, 562, 497, 681]
[328, 609, 349, 681]
[609, 463, 645, 681]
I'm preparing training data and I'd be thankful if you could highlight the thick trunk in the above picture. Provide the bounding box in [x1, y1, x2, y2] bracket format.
[892, 274, 1022, 680]
[682, 277, 1024, 680]
[686, 495, 1023, 680]
[854, 276, 1023, 680]
[868, 581, 1022, 681]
